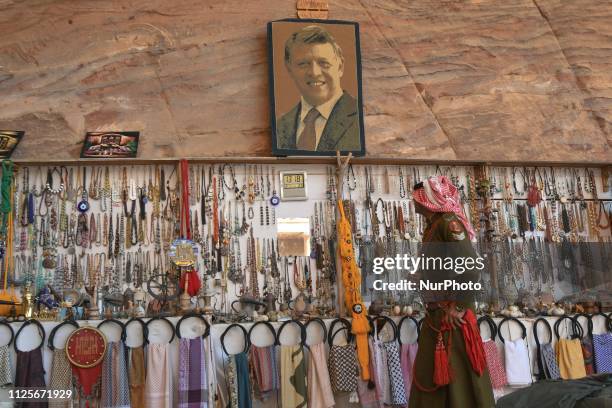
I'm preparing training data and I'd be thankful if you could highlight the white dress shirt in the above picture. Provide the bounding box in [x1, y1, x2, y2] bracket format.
[296, 91, 344, 149]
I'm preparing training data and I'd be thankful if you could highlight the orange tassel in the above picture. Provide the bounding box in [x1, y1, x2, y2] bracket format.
[433, 332, 451, 386]
[351, 303, 371, 381]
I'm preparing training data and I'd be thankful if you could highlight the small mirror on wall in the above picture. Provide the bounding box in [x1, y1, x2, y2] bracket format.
[277, 218, 310, 257]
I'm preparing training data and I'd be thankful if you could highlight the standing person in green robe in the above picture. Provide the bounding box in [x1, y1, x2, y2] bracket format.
[409, 176, 495, 408]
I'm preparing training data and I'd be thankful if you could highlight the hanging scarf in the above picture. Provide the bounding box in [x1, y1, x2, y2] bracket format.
[328, 343, 358, 393]
[145, 343, 173, 408]
[129, 346, 146, 408]
[482, 340, 507, 388]
[556, 338, 586, 379]
[234, 352, 252, 408]
[49, 349, 72, 408]
[504, 338, 532, 385]
[280, 345, 307, 408]
[383, 340, 406, 405]
[0, 344, 12, 386]
[249, 345, 277, 400]
[369, 338, 388, 406]
[15, 348, 47, 408]
[226, 356, 239, 408]
[178, 337, 208, 407]
[307, 342, 334, 408]
[101, 341, 131, 408]
[400, 342, 418, 400]
[592, 333, 612, 373]
[338, 200, 370, 381]
[413, 175, 476, 239]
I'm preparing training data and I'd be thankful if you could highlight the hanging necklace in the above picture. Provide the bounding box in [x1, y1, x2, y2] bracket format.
[346, 164, 357, 192]
[398, 166, 406, 198]
[512, 167, 526, 196]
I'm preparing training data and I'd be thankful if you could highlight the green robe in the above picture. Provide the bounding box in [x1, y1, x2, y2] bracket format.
[409, 212, 495, 408]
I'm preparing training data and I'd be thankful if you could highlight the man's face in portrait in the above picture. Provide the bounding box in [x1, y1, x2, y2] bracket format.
[286, 42, 344, 107]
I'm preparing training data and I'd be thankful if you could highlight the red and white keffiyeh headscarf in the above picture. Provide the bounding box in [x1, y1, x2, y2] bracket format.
[413, 176, 476, 240]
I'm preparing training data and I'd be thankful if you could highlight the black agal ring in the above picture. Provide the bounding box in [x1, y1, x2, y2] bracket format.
[553, 315, 582, 340]
[304, 318, 327, 346]
[15, 319, 46, 352]
[146, 316, 176, 344]
[248, 321, 277, 347]
[97, 318, 127, 342]
[0, 319, 15, 347]
[477, 315, 497, 342]
[125, 317, 148, 348]
[398, 315, 420, 345]
[497, 316, 527, 343]
[48, 319, 79, 351]
[221, 323, 249, 355]
[328, 317, 354, 345]
[276, 319, 306, 346]
[176, 313, 210, 339]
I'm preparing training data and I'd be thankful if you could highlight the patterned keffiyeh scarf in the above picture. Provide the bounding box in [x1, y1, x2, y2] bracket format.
[0, 344, 12, 387]
[49, 349, 73, 408]
[101, 341, 131, 408]
[145, 343, 174, 408]
[178, 337, 208, 407]
[383, 340, 407, 405]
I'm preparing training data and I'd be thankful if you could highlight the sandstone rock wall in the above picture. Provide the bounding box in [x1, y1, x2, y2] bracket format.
[0, 0, 610, 162]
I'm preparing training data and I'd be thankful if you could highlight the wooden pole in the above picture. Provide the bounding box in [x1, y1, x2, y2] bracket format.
[334, 151, 352, 317]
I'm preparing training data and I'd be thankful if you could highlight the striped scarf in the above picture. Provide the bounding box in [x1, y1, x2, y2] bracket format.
[101, 341, 131, 408]
[280, 345, 307, 408]
[248, 345, 277, 400]
[129, 346, 146, 408]
[178, 337, 208, 407]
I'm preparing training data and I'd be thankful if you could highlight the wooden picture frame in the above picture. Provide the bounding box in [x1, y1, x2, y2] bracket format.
[0, 130, 24, 159]
[268, 19, 365, 157]
[80, 131, 140, 158]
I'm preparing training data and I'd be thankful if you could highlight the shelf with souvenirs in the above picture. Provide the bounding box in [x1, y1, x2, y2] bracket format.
[0, 159, 610, 406]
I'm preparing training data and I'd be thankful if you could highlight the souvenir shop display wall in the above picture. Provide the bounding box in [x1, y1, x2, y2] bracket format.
[0, 163, 610, 323]
[0, 161, 610, 407]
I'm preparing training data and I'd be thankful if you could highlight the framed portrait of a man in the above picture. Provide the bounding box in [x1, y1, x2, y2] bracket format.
[268, 19, 365, 156]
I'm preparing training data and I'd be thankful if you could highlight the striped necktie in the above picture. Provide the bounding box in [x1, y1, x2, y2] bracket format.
[297, 108, 320, 150]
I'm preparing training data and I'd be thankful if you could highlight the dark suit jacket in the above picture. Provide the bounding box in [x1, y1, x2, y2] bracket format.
[275, 92, 361, 152]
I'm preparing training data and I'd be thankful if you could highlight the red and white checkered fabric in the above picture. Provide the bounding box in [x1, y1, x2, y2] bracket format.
[413, 176, 476, 239]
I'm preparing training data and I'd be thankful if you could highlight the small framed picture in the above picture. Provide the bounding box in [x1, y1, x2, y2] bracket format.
[0, 130, 24, 159]
[268, 19, 365, 157]
[81, 131, 140, 158]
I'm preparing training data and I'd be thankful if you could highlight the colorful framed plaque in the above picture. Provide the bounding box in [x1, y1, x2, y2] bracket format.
[80, 131, 140, 158]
